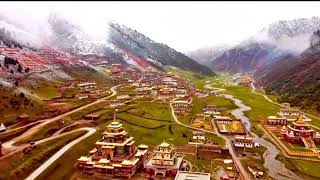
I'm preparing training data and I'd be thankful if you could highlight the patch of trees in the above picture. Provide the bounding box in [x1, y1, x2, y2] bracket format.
[0, 91, 32, 112]
[2, 56, 29, 74]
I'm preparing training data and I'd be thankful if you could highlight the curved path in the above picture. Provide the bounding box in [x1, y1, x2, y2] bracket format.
[205, 83, 302, 180]
[169, 102, 251, 180]
[25, 127, 96, 180]
[2, 84, 119, 150]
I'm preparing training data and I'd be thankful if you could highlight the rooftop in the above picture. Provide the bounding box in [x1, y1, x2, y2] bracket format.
[159, 141, 170, 148]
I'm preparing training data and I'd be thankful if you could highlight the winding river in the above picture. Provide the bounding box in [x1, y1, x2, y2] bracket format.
[205, 84, 302, 180]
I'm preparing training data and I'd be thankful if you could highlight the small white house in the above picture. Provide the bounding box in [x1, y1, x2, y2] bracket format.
[0, 123, 6, 132]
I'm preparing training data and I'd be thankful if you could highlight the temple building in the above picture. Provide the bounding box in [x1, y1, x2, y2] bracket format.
[233, 135, 254, 148]
[192, 131, 206, 141]
[76, 121, 148, 178]
[145, 141, 184, 178]
[171, 97, 192, 115]
[158, 87, 175, 99]
[161, 76, 178, 87]
[267, 116, 287, 125]
[203, 105, 222, 116]
[214, 116, 233, 124]
[279, 108, 300, 116]
[280, 116, 320, 148]
[175, 86, 188, 98]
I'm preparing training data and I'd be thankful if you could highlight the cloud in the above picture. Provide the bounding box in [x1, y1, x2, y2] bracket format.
[1, 1, 320, 51]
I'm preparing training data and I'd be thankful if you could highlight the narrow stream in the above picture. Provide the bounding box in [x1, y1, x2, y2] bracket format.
[221, 93, 302, 180]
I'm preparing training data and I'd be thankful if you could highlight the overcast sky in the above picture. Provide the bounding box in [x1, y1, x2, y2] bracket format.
[1, 1, 320, 52]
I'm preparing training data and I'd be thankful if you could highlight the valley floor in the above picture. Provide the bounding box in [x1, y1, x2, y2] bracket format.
[1, 69, 320, 180]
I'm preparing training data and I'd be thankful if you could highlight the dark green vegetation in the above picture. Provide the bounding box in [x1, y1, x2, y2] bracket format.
[108, 22, 215, 76]
[255, 34, 320, 114]
[0, 130, 87, 180]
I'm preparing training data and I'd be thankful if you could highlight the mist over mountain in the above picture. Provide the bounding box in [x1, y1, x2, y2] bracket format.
[255, 29, 320, 112]
[190, 16, 320, 73]
[0, 12, 214, 76]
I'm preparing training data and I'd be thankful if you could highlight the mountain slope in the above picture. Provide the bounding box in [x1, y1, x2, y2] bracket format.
[190, 17, 320, 73]
[47, 13, 106, 55]
[255, 31, 320, 112]
[210, 42, 289, 73]
[108, 22, 215, 76]
[187, 45, 229, 68]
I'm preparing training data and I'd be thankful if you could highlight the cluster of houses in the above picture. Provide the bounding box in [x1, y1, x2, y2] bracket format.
[265, 103, 320, 148]
[132, 72, 194, 101]
[0, 45, 86, 73]
[76, 120, 208, 179]
[237, 74, 253, 87]
[189, 105, 224, 131]
[73, 81, 110, 100]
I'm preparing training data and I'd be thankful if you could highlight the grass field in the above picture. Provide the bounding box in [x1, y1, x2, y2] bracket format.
[184, 154, 234, 173]
[0, 130, 86, 180]
[275, 154, 320, 180]
[30, 82, 61, 100]
[217, 120, 245, 134]
[240, 157, 267, 179]
[35, 99, 226, 180]
[178, 96, 236, 125]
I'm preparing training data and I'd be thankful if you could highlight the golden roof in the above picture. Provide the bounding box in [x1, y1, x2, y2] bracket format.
[295, 115, 306, 125]
[159, 141, 170, 147]
[77, 156, 89, 161]
[98, 159, 110, 164]
[138, 144, 149, 149]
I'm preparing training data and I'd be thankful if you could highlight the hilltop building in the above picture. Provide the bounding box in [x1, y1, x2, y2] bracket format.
[158, 87, 175, 99]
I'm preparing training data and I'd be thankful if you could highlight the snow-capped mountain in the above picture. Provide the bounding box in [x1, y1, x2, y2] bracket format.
[107, 22, 215, 75]
[254, 29, 320, 112]
[190, 16, 320, 73]
[47, 13, 106, 55]
[186, 45, 230, 67]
